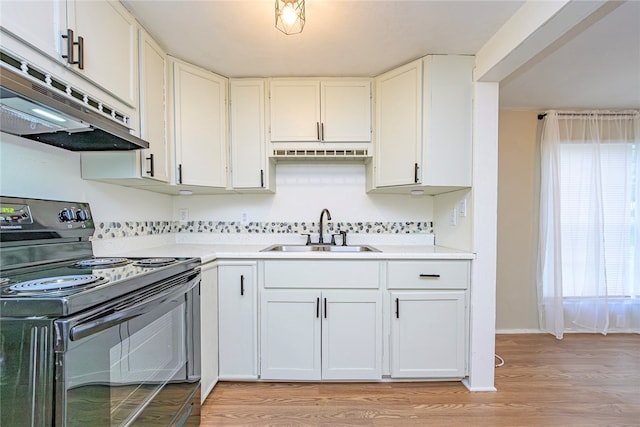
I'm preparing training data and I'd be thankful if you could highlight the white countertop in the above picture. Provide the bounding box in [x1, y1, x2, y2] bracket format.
[97, 241, 475, 264]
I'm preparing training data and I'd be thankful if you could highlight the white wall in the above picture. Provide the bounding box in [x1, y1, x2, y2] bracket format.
[433, 188, 472, 251]
[0, 134, 173, 222]
[173, 163, 435, 223]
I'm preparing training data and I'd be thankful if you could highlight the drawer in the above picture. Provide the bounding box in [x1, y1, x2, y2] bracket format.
[263, 260, 380, 289]
[387, 260, 469, 290]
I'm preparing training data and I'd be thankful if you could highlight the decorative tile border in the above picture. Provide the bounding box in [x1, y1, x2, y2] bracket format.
[93, 221, 433, 240]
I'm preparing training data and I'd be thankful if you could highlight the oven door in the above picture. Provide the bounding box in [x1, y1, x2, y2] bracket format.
[54, 269, 201, 427]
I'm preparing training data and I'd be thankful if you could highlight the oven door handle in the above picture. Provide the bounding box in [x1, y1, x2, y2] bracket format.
[68, 278, 197, 342]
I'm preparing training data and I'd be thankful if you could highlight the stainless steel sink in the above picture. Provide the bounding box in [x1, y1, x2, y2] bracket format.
[261, 244, 381, 253]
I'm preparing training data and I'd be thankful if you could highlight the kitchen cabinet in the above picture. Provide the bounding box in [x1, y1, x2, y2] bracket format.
[260, 260, 382, 381]
[387, 260, 469, 378]
[0, 0, 138, 110]
[172, 59, 228, 188]
[371, 55, 474, 194]
[80, 28, 170, 185]
[260, 289, 382, 380]
[269, 79, 371, 143]
[138, 29, 170, 183]
[229, 79, 274, 191]
[217, 263, 258, 380]
[200, 262, 218, 403]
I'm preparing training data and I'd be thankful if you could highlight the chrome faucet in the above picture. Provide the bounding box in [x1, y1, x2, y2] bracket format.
[318, 208, 332, 245]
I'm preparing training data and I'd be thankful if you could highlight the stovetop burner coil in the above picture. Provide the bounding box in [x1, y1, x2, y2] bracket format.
[134, 258, 177, 267]
[73, 258, 131, 268]
[7, 275, 107, 294]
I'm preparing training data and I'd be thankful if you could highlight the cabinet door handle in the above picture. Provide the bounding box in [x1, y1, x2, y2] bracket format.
[321, 122, 324, 141]
[146, 153, 154, 177]
[76, 35, 84, 70]
[316, 297, 320, 318]
[240, 275, 245, 296]
[414, 163, 419, 183]
[324, 297, 327, 319]
[178, 164, 183, 184]
[260, 169, 264, 188]
[395, 298, 399, 318]
[419, 274, 441, 278]
[316, 122, 320, 141]
[61, 29, 75, 66]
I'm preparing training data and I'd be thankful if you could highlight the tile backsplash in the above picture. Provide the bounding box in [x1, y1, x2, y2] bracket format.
[93, 221, 433, 240]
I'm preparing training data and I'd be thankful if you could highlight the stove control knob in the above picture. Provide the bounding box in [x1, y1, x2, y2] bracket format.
[75, 209, 89, 222]
[59, 208, 76, 222]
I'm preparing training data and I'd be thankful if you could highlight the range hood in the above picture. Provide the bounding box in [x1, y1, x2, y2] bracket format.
[0, 65, 149, 151]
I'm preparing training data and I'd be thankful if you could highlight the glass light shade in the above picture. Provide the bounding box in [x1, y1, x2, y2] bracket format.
[275, 0, 305, 35]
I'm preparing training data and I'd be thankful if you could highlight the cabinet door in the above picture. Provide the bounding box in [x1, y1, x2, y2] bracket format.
[322, 290, 382, 380]
[138, 30, 169, 183]
[321, 81, 371, 142]
[375, 59, 422, 187]
[0, 0, 64, 60]
[173, 60, 228, 187]
[69, 0, 138, 107]
[270, 80, 320, 142]
[260, 290, 321, 380]
[230, 79, 268, 189]
[218, 264, 257, 380]
[422, 55, 473, 187]
[390, 291, 466, 378]
[200, 264, 218, 403]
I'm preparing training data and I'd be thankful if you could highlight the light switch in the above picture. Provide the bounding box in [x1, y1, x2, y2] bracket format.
[459, 198, 467, 217]
[179, 209, 189, 222]
[449, 207, 457, 226]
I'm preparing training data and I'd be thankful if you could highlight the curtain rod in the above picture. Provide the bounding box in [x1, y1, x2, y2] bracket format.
[537, 112, 638, 120]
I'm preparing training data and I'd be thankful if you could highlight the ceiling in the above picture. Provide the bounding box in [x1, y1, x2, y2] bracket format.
[122, 0, 640, 111]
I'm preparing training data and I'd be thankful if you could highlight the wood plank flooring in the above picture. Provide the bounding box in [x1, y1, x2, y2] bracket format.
[201, 334, 640, 426]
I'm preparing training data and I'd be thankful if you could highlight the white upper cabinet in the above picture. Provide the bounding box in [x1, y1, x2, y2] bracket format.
[269, 79, 371, 143]
[229, 79, 273, 191]
[67, 0, 138, 107]
[0, 0, 138, 109]
[0, 0, 65, 61]
[371, 55, 474, 194]
[172, 59, 228, 188]
[374, 59, 423, 187]
[138, 29, 169, 183]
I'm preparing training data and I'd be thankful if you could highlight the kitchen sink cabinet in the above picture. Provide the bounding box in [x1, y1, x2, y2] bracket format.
[269, 79, 371, 145]
[370, 55, 474, 194]
[218, 263, 258, 380]
[387, 260, 469, 378]
[260, 289, 382, 380]
[229, 79, 274, 192]
[172, 58, 228, 188]
[200, 262, 219, 403]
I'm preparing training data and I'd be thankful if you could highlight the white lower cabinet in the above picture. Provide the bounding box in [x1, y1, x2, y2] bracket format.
[390, 291, 466, 378]
[200, 262, 218, 403]
[260, 289, 382, 380]
[217, 263, 258, 380]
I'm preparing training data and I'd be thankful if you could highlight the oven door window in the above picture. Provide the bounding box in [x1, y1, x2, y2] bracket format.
[60, 297, 188, 426]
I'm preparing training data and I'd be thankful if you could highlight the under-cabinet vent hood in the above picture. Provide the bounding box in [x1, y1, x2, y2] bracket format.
[0, 54, 148, 151]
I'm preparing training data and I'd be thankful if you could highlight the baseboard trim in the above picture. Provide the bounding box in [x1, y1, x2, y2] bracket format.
[461, 378, 497, 392]
[496, 329, 544, 334]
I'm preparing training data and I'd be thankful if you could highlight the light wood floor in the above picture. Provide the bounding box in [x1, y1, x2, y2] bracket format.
[201, 334, 640, 426]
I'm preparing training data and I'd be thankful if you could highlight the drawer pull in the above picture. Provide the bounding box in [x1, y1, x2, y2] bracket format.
[419, 274, 441, 278]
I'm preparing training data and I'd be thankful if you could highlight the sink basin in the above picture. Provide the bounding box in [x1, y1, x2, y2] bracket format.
[261, 244, 381, 253]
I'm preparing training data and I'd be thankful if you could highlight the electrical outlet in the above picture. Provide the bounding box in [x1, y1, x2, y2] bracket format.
[178, 209, 189, 222]
[241, 211, 248, 225]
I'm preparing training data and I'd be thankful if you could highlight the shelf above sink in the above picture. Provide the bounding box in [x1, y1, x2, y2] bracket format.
[261, 244, 381, 253]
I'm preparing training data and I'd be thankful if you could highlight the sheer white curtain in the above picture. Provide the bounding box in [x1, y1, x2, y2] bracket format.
[537, 110, 640, 338]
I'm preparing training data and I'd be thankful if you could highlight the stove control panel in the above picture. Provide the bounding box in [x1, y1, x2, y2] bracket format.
[58, 207, 91, 223]
[0, 203, 33, 226]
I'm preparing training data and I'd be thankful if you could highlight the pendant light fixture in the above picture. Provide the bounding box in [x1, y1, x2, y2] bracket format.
[275, 0, 305, 35]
